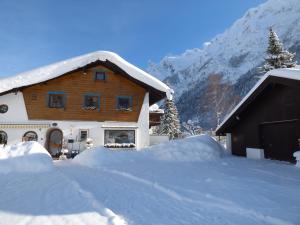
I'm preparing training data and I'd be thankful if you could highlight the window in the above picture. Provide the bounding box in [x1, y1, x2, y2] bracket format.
[104, 130, 135, 148]
[79, 130, 88, 141]
[117, 96, 132, 111]
[94, 71, 106, 81]
[23, 131, 38, 142]
[48, 92, 65, 108]
[0, 131, 7, 145]
[0, 104, 8, 113]
[83, 94, 100, 110]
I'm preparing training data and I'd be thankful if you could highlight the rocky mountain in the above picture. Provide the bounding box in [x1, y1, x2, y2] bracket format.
[148, 0, 300, 129]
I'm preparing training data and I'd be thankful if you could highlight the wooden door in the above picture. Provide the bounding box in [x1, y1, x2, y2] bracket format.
[260, 120, 298, 161]
[47, 129, 63, 157]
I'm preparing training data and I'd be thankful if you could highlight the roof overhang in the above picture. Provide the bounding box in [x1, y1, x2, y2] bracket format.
[0, 51, 172, 105]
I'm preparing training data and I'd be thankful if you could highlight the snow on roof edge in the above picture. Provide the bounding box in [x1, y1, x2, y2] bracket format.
[0, 51, 172, 99]
[216, 67, 300, 133]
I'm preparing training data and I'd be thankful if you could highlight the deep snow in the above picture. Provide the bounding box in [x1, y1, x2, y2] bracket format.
[0, 137, 300, 225]
[0, 141, 53, 174]
[73, 135, 224, 167]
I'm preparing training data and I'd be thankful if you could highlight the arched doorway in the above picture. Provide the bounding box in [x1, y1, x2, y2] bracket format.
[46, 129, 63, 157]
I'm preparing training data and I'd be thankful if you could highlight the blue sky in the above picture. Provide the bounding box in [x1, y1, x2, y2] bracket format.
[0, 0, 266, 77]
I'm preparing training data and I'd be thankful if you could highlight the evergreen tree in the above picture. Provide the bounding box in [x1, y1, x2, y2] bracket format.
[159, 99, 181, 139]
[263, 27, 296, 72]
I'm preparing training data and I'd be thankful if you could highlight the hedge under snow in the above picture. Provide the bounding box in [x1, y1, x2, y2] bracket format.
[73, 135, 224, 168]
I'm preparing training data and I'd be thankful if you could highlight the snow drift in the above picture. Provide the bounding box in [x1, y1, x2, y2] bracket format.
[145, 135, 224, 162]
[73, 135, 224, 168]
[0, 141, 53, 174]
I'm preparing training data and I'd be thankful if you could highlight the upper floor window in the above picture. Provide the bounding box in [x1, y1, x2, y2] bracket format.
[94, 71, 106, 81]
[117, 96, 132, 111]
[83, 94, 100, 110]
[48, 92, 65, 108]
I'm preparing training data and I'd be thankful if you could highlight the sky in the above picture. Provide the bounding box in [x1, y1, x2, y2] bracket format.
[0, 0, 266, 78]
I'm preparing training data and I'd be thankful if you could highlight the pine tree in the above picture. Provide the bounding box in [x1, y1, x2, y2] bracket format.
[263, 27, 296, 72]
[159, 99, 181, 139]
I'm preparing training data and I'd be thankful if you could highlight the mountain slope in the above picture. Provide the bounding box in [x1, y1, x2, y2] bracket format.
[148, 0, 300, 129]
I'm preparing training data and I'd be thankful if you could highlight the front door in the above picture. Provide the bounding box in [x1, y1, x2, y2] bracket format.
[260, 120, 298, 162]
[47, 129, 63, 157]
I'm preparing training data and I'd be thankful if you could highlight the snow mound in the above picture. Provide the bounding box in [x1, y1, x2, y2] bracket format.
[0, 141, 53, 174]
[73, 146, 138, 167]
[73, 135, 224, 168]
[145, 135, 224, 162]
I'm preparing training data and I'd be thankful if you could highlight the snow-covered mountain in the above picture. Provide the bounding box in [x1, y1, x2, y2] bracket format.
[148, 0, 300, 129]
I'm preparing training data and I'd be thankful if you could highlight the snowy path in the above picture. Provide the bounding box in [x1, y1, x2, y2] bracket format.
[0, 157, 300, 225]
[0, 165, 126, 225]
[59, 158, 300, 225]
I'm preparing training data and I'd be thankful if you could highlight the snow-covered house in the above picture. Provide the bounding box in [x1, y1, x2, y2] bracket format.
[216, 67, 300, 162]
[0, 51, 172, 157]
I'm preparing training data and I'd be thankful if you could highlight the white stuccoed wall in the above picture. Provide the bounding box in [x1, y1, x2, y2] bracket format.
[0, 92, 28, 122]
[137, 92, 150, 150]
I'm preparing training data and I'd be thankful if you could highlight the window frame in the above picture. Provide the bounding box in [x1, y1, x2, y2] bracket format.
[94, 71, 106, 81]
[104, 129, 136, 148]
[79, 129, 89, 142]
[47, 91, 66, 109]
[116, 96, 133, 111]
[23, 131, 38, 142]
[0, 104, 8, 114]
[83, 93, 100, 111]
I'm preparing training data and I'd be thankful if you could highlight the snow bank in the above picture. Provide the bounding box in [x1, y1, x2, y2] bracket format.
[0, 142, 53, 173]
[73, 135, 224, 168]
[145, 135, 224, 162]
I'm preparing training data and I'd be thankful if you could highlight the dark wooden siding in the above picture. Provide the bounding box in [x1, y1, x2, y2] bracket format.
[230, 83, 300, 160]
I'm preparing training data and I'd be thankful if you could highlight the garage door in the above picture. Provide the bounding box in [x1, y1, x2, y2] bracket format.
[260, 120, 298, 162]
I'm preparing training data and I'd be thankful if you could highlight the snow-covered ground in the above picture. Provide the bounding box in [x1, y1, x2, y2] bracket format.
[0, 136, 300, 225]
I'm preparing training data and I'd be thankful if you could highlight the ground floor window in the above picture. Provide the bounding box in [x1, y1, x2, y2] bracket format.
[23, 131, 38, 141]
[104, 130, 135, 148]
[0, 131, 7, 145]
[79, 129, 88, 141]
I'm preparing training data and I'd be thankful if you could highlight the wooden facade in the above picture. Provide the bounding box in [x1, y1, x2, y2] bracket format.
[149, 111, 164, 127]
[217, 76, 300, 162]
[22, 64, 146, 122]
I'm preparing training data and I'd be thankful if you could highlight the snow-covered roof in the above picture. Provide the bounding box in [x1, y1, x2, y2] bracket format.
[216, 66, 300, 133]
[149, 104, 164, 113]
[0, 51, 172, 99]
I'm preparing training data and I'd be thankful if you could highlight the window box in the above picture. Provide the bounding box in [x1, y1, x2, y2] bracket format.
[104, 143, 136, 148]
[83, 106, 97, 110]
